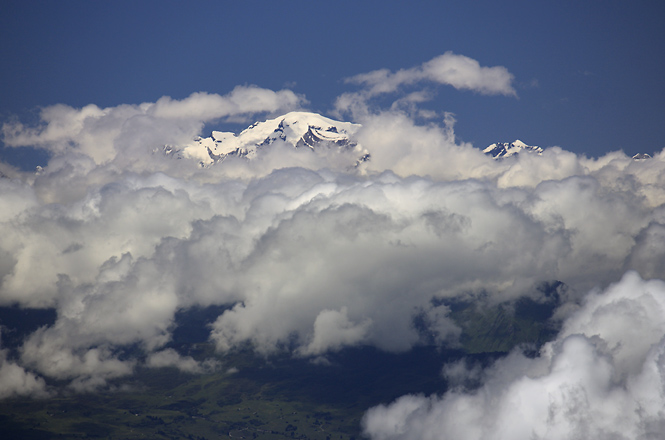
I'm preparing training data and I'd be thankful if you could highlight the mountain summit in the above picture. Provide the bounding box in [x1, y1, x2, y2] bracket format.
[483, 140, 543, 159]
[174, 111, 361, 166]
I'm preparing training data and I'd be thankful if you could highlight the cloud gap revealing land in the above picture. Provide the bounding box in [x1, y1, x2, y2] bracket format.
[1, 52, 665, 440]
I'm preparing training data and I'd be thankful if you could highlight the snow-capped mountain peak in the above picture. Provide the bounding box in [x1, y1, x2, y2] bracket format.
[177, 111, 361, 166]
[166, 114, 547, 168]
[483, 140, 543, 159]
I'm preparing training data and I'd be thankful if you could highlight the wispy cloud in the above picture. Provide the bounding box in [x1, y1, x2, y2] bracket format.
[347, 52, 517, 96]
[335, 52, 516, 117]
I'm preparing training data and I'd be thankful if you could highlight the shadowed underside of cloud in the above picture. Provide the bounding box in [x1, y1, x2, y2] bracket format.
[0, 53, 664, 436]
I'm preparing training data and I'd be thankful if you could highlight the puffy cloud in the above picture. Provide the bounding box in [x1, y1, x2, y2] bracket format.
[151, 87, 304, 120]
[362, 272, 665, 440]
[558, 272, 665, 379]
[335, 52, 516, 117]
[20, 324, 136, 392]
[346, 52, 516, 97]
[1, 86, 305, 164]
[624, 217, 665, 279]
[0, 349, 49, 399]
[298, 307, 373, 356]
[421, 53, 517, 96]
[0, 174, 215, 307]
[441, 358, 482, 388]
[205, 177, 569, 355]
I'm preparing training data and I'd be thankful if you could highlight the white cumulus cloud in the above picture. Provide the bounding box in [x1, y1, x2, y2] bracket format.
[0, 348, 49, 399]
[1, 86, 305, 165]
[346, 52, 516, 97]
[362, 272, 665, 440]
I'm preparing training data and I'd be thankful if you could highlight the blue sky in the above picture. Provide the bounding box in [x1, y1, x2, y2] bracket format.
[1, 0, 664, 167]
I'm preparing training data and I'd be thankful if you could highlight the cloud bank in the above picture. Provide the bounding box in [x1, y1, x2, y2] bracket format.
[1, 52, 664, 435]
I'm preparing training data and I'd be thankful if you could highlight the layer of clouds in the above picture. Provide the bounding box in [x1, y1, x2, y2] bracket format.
[362, 272, 665, 440]
[0, 58, 664, 440]
[2, 103, 664, 385]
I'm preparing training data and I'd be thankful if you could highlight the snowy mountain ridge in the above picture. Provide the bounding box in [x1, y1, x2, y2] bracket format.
[172, 111, 362, 166]
[163, 112, 652, 167]
[167, 112, 544, 166]
[483, 140, 543, 159]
